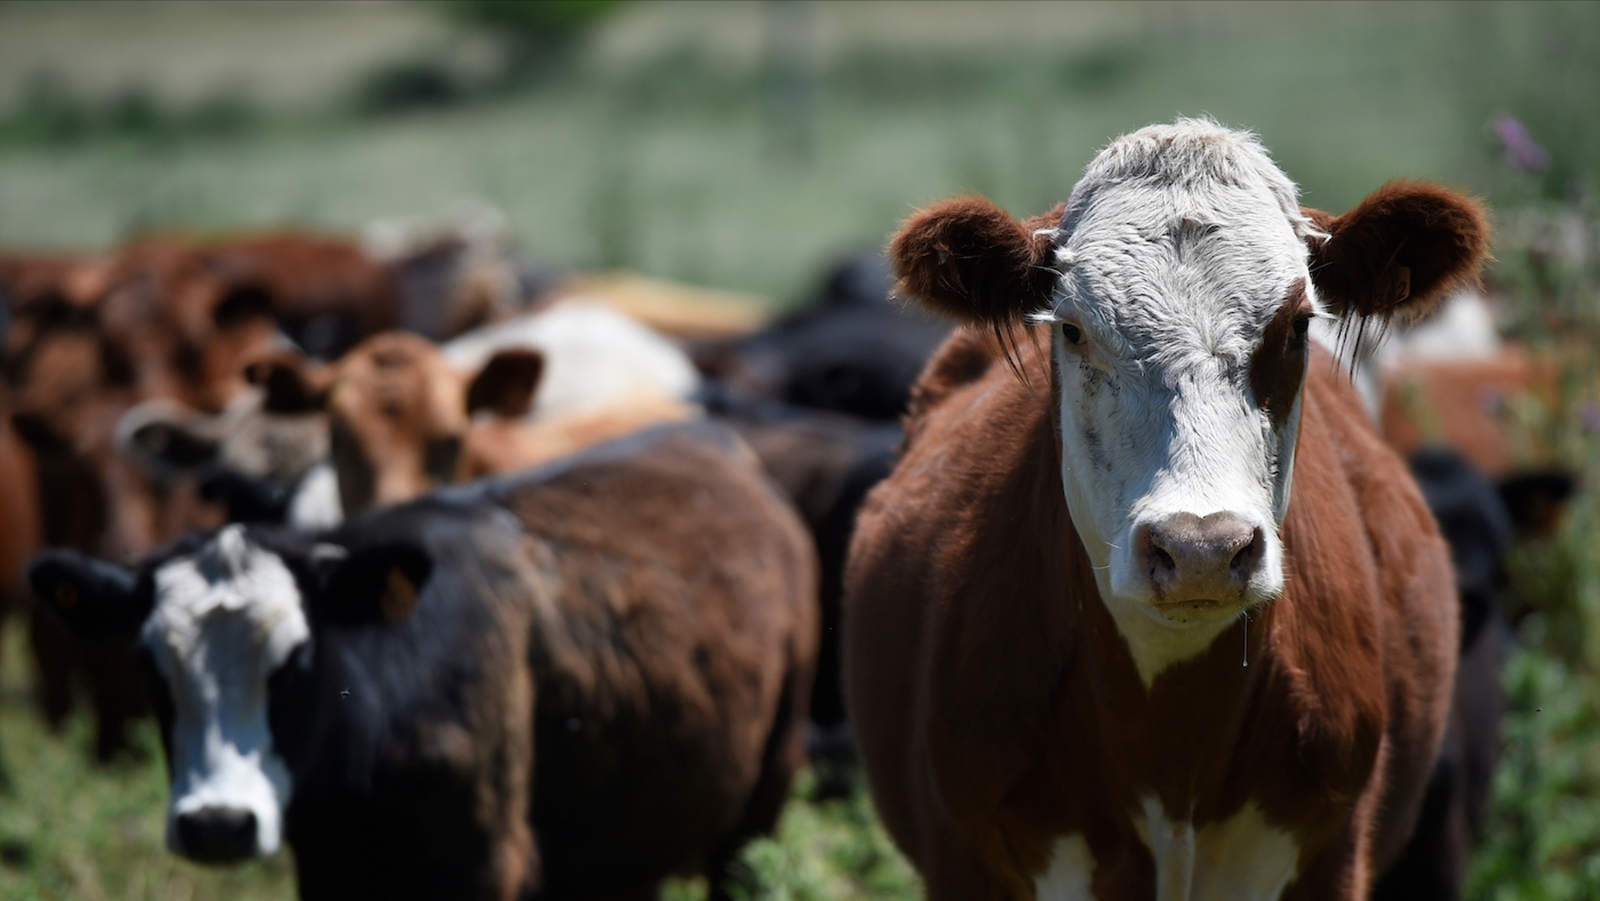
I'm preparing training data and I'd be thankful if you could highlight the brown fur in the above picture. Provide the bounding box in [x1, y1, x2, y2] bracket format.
[465, 349, 545, 418]
[1378, 347, 1557, 480]
[2, 233, 399, 758]
[1251, 279, 1314, 430]
[843, 328, 1457, 899]
[461, 389, 698, 481]
[311, 331, 693, 515]
[1303, 183, 1490, 324]
[889, 198, 1066, 327]
[490, 425, 819, 899]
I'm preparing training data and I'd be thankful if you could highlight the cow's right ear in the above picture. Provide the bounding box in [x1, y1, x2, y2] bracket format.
[466, 349, 544, 418]
[1303, 182, 1490, 324]
[889, 197, 1064, 327]
[312, 541, 433, 627]
[245, 351, 333, 414]
[28, 549, 148, 643]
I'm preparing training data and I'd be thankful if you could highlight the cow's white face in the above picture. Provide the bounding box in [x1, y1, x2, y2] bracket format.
[141, 525, 308, 862]
[1031, 127, 1321, 684]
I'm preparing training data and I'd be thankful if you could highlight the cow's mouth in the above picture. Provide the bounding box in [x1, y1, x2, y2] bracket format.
[1145, 595, 1252, 627]
[1154, 598, 1223, 611]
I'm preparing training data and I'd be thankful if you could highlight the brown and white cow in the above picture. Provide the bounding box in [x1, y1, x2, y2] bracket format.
[3, 232, 403, 757]
[181, 299, 703, 521]
[843, 120, 1489, 899]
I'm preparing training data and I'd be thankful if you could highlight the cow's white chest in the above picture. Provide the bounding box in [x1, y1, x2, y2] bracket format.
[1034, 799, 1300, 901]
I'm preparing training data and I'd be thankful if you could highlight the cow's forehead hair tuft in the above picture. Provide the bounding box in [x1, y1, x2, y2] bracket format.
[1038, 119, 1324, 362]
[144, 525, 308, 649]
[1057, 118, 1321, 244]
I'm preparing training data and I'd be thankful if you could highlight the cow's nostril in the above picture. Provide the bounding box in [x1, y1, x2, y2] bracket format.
[1151, 546, 1175, 577]
[1230, 528, 1265, 581]
[175, 806, 259, 864]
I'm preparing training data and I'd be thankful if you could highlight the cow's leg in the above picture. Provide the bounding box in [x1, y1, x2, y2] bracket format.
[28, 608, 74, 729]
[86, 643, 146, 762]
[704, 667, 810, 901]
[1282, 814, 1371, 901]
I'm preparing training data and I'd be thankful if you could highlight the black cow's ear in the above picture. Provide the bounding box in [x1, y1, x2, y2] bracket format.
[314, 542, 433, 626]
[1498, 470, 1578, 540]
[889, 197, 1065, 327]
[466, 349, 544, 418]
[1303, 182, 1490, 324]
[28, 549, 148, 642]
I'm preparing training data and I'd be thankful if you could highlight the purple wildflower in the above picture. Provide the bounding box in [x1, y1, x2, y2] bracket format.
[1582, 401, 1600, 435]
[1494, 114, 1550, 173]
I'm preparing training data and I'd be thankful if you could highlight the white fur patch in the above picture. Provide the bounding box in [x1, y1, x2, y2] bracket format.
[1133, 797, 1301, 901]
[442, 299, 701, 421]
[286, 461, 344, 530]
[1035, 834, 1097, 901]
[142, 525, 308, 858]
[1037, 120, 1312, 685]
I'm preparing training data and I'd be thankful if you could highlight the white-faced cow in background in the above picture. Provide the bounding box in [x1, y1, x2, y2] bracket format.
[843, 120, 1490, 899]
[32, 422, 817, 901]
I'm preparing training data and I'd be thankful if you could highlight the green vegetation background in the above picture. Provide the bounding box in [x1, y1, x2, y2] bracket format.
[2, 2, 1599, 898]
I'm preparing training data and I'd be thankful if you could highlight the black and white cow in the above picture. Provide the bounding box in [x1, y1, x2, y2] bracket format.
[31, 422, 818, 901]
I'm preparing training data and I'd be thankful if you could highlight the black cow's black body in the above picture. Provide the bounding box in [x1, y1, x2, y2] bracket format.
[1373, 447, 1545, 900]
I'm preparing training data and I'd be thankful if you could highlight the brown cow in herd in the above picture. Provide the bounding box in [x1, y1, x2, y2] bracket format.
[1, 233, 402, 757]
[844, 120, 1489, 899]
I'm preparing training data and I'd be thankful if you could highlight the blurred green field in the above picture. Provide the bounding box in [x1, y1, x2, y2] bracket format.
[2, 1, 1600, 898]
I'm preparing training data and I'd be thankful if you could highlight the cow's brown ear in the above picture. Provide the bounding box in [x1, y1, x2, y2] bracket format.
[1304, 182, 1489, 323]
[466, 349, 544, 418]
[245, 351, 333, 414]
[889, 197, 1063, 327]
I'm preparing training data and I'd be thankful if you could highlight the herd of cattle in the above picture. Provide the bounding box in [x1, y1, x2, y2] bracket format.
[0, 119, 1580, 899]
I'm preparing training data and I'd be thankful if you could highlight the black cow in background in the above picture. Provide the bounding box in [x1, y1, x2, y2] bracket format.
[692, 252, 953, 785]
[694, 251, 952, 420]
[1374, 447, 1574, 900]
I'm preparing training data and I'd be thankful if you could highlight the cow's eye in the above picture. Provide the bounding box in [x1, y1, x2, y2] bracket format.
[1292, 315, 1311, 341]
[1062, 323, 1087, 347]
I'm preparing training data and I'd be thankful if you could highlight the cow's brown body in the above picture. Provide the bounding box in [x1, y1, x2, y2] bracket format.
[845, 328, 1458, 899]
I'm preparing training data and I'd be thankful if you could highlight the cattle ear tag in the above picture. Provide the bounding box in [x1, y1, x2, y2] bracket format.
[380, 567, 418, 623]
[55, 582, 79, 608]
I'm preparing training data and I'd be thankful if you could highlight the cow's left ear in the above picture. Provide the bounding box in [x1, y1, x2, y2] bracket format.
[889, 197, 1066, 327]
[466, 349, 544, 418]
[1303, 182, 1490, 323]
[28, 549, 149, 643]
[313, 542, 433, 626]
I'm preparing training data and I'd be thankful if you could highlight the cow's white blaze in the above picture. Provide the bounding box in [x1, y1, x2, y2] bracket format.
[1033, 121, 1323, 686]
[142, 524, 308, 858]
